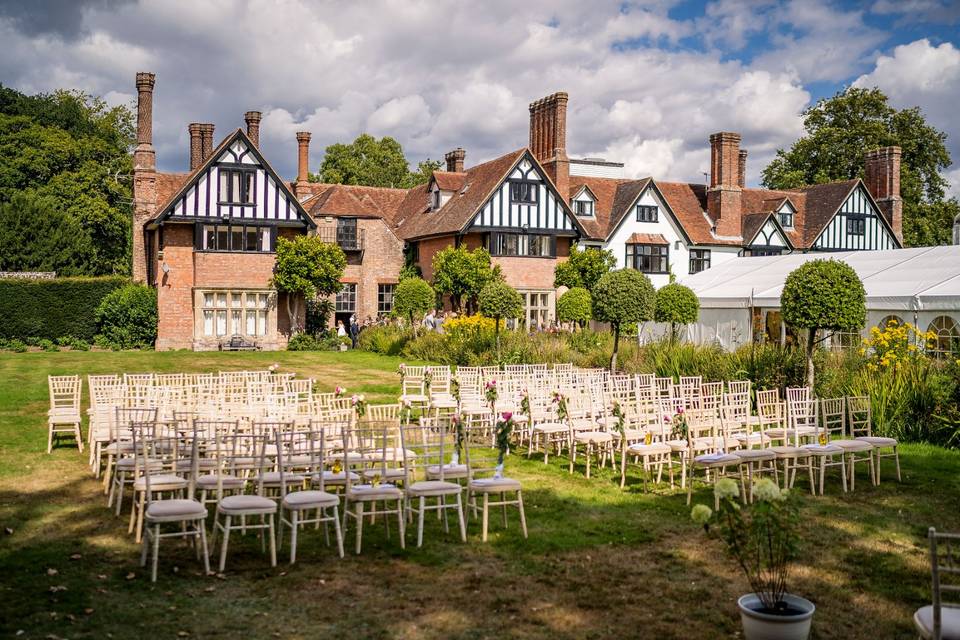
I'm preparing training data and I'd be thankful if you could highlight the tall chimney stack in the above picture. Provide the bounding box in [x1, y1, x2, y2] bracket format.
[188, 123, 203, 171]
[199, 123, 215, 162]
[528, 92, 570, 201]
[132, 72, 157, 285]
[738, 149, 748, 188]
[244, 110, 262, 148]
[864, 146, 903, 244]
[707, 131, 743, 238]
[296, 131, 311, 183]
[445, 147, 465, 173]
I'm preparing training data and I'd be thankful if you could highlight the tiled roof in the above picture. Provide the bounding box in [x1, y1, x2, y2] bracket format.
[432, 171, 467, 192]
[625, 232, 668, 244]
[568, 176, 650, 241]
[393, 149, 527, 240]
[653, 181, 735, 245]
[796, 180, 859, 246]
[304, 183, 408, 222]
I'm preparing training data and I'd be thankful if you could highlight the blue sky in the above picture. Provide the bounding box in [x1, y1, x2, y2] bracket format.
[0, 0, 958, 193]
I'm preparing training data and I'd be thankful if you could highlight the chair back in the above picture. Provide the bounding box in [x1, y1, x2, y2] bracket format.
[847, 396, 873, 438]
[819, 397, 846, 441]
[342, 420, 403, 495]
[402, 417, 456, 483]
[927, 527, 960, 640]
[49, 375, 81, 415]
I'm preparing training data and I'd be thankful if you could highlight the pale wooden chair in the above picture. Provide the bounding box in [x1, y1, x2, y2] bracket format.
[621, 399, 674, 491]
[848, 395, 900, 484]
[48, 375, 83, 453]
[915, 527, 960, 639]
[820, 396, 875, 491]
[137, 425, 209, 582]
[276, 425, 343, 563]
[128, 420, 189, 543]
[685, 408, 742, 508]
[464, 423, 527, 542]
[799, 400, 847, 495]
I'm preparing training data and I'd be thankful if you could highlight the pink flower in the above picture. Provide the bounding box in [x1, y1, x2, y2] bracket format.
[351, 394, 359, 405]
[335, 386, 344, 396]
[402, 397, 412, 408]
[663, 416, 671, 423]
[677, 407, 684, 415]
[399, 363, 406, 369]
[501, 412, 513, 422]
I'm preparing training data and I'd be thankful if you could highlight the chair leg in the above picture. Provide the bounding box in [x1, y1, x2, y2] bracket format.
[47, 423, 53, 454]
[140, 528, 150, 567]
[455, 493, 466, 542]
[396, 499, 406, 549]
[517, 491, 528, 539]
[268, 515, 276, 567]
[481, 493, 489, 542]
[150, 524, 160, 583]
[354, 503, 364, 555]
[417, 496, 425, 548]
[218, 515, 231, 572]
[894, 447, 902, 482]
[289, 510, 298, 564]
[332, 506, 344, 558]
[199, 521, 210, 575]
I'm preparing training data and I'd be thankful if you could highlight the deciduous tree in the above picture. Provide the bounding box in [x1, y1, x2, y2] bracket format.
[393, 277, 435, 332]
[556, 287, 592, 329]
[654, 283, 700, 342]
[271, 236, 346, 333]
[554, 245, 616, 291]
[478, 280, 523, 356]
[592, 269, 655, 372]
[432, 245, 501, 313]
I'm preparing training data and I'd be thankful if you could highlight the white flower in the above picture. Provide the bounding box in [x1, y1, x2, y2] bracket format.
[714, 478, 739, 501]
[753, 478, 782, 502]
[691, 504, 712, 525]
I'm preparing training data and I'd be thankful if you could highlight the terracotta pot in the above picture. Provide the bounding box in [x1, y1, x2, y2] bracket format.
[737, 593, 815, 640]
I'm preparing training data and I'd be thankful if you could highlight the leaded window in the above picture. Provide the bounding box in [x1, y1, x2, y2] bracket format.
[626, 243, 668, 273]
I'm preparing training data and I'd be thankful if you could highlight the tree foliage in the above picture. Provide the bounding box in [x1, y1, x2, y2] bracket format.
[479, 280, 523, 357]
[554, 245, 617, 291]
[781, 259, 866, 389]
[761, 87, 958, 247]
[271, 236, 346, 332]
[592, 269, 656, 371]
[654, 283, 700, 340]
[556, 287, 592, 327]
[311, 133, 441, 188]
[431, 245, 502, 313]
[94, 283, 157, 349]
[0, 192, 95, 275]
[393, 277, 435, 329]
[0, 85, 135, 275]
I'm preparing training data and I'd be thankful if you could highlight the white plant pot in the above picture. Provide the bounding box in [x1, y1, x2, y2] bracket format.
[737, 593, 815, 640]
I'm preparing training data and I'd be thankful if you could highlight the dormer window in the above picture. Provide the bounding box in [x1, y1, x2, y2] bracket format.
[510, 181, 538, 204]
[431, 189, 441, 210]
[574, 200, 594, 217]
[780, 210, 794, 228]
[218, 168, 255, 205]
[636, 204, 658, 222]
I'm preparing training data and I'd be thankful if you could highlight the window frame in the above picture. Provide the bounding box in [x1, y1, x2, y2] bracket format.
[636, 204, 658, 223]
[196, 223, 273, 253]
[928, 315, 960, 358]
[377, 283, 396, 316]
[509, 180, 538, 205]
[336, 217, 359, 250]
[689, 248, 711, 274]
[488, 232, 556, 258]
[218, 168, 256, 205]
[625, 243, 669, 274]
[779, 210, 794, 228]
[199, 289, 270, 339]
[336, 283, 357, 313]
[574, 200, 594, 217]
[846, 215, 866, 236]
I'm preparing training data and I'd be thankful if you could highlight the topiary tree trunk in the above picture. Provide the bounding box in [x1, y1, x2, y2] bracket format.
[805, 328, 816, 391]
[610, 322, 620, 373]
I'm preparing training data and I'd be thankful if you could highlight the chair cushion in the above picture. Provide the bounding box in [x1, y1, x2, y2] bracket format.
[134, 474, 187, 491]
[426, 463, 468, 478]
[146, 499, 206, 521]
[914, 605, 960, 640]
[693, 453, 740, 466]
[733, 449, 776, 461]
[832, 439, 875, 452]
[218, 494, 277, 515]
[116, 458, 163, 470]
[627, 442, 672, 455]
[196, 474, 245, 489]
[283, 490, 339, 509]
[858, 436, 898, 447]
[533, 422, 568, 433]
[408, 480, 463, 496]
[802, 444, 844, 455]
[254, 471, 305, 485]
[362, 467, 407, 480]
[469, 477, 522, 492]
[769, 445, 810, 458]
[575, 431, 613, 444]
[314, 470, 360, 483]
[348, 483, 403, 500]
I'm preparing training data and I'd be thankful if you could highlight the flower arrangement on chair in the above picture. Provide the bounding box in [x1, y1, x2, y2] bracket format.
[611, 401, 626, 438]
[495, 412, 515, 477]
[351, 394, 367, 419]
[268, 363, 279, 373]
[451, 412, 465, 464]
[397, 363, 406, 383]
[423, 368, 433, 393]
[485, 380, 498, 407]
[552, 391, 568, 421]
[451, 378, 460, 402]
[334, 386, 345, 398]
[691, 478, 812, 636]
[400, 396, 413, 425]
[669, 407, 688, 441]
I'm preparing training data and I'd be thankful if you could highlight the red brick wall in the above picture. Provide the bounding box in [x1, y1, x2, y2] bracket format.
[416, 236, 455, 282]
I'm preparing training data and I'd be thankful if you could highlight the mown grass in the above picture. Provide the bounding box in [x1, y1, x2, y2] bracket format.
[1, 350, 958, 639]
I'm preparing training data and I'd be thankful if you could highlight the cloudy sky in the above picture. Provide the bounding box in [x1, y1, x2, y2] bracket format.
[1, 0, 958, 193]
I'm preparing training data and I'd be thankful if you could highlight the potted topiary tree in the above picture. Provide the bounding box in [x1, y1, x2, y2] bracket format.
[556, 286, 592, 331]
[781, 259, 866, 390]
[478, 280, 523, 359]
[692, 478, 813, 639]
[592, 269, 655, 372]
[654, 282, 699, 342]
[393, 277, 435, 335]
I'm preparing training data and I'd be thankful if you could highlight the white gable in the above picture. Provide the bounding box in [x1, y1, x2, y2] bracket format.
[750, 218, 789, 248]
[812, 184, 899, 251]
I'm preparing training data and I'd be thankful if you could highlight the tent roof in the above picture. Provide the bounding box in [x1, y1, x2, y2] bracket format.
[680, 245, 960, 311]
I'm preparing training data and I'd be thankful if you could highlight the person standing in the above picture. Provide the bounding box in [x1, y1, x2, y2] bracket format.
[349, 314, 359, 348]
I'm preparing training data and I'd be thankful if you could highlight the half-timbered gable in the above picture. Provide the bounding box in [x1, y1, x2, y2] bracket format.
[468, 154, 579, 236]
[151, 129, 313, 233]
[810, 183, 899, 252]
[743, 213, 793, 257]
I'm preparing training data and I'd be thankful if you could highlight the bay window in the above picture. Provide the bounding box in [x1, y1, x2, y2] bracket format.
[200, 290, 270, 339]
[626, 243, 668, 274]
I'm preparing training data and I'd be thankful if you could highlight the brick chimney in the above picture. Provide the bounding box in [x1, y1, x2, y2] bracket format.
[188, 123, 203, 171]
[529, 92, 570, 201]
[244, 110, 261, 148]
[738, 149, 748, 188]
[296, 131, 311, 183]
[132, 72, 157, 284]
[199, 123, 215, 162]
[865, 146, 903, 244]
[445, 147, 465, 173]
[706, 132, 743, 238]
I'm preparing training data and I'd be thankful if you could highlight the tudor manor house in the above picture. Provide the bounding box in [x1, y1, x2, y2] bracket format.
[130, 72, 904, 351]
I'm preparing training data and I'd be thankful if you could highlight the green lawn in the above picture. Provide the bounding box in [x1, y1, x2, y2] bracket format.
[1, 350, 957, 639]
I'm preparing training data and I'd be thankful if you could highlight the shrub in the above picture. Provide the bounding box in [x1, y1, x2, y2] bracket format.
[556, 287, 592, 328]
[38, 338, 58, 352]
[0, 275, 128, 341]
[393, 277, 435, 329]
[654, 283, 699, 340]
[593, 269, 656, 371]
[4, 338, 27, 352]
[782, 259, 866, 389]
[553, 246, 616, 291]
[94, 283, 158, 350]
[287, 333, 321, 351]
[358, 325, 411, 356]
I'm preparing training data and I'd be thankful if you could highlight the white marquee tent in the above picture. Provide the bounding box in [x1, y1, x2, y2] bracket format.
[666, 245, 960, 350]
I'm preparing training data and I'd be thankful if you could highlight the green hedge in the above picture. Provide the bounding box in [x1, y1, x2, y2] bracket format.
[0, 276, 129, 341]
